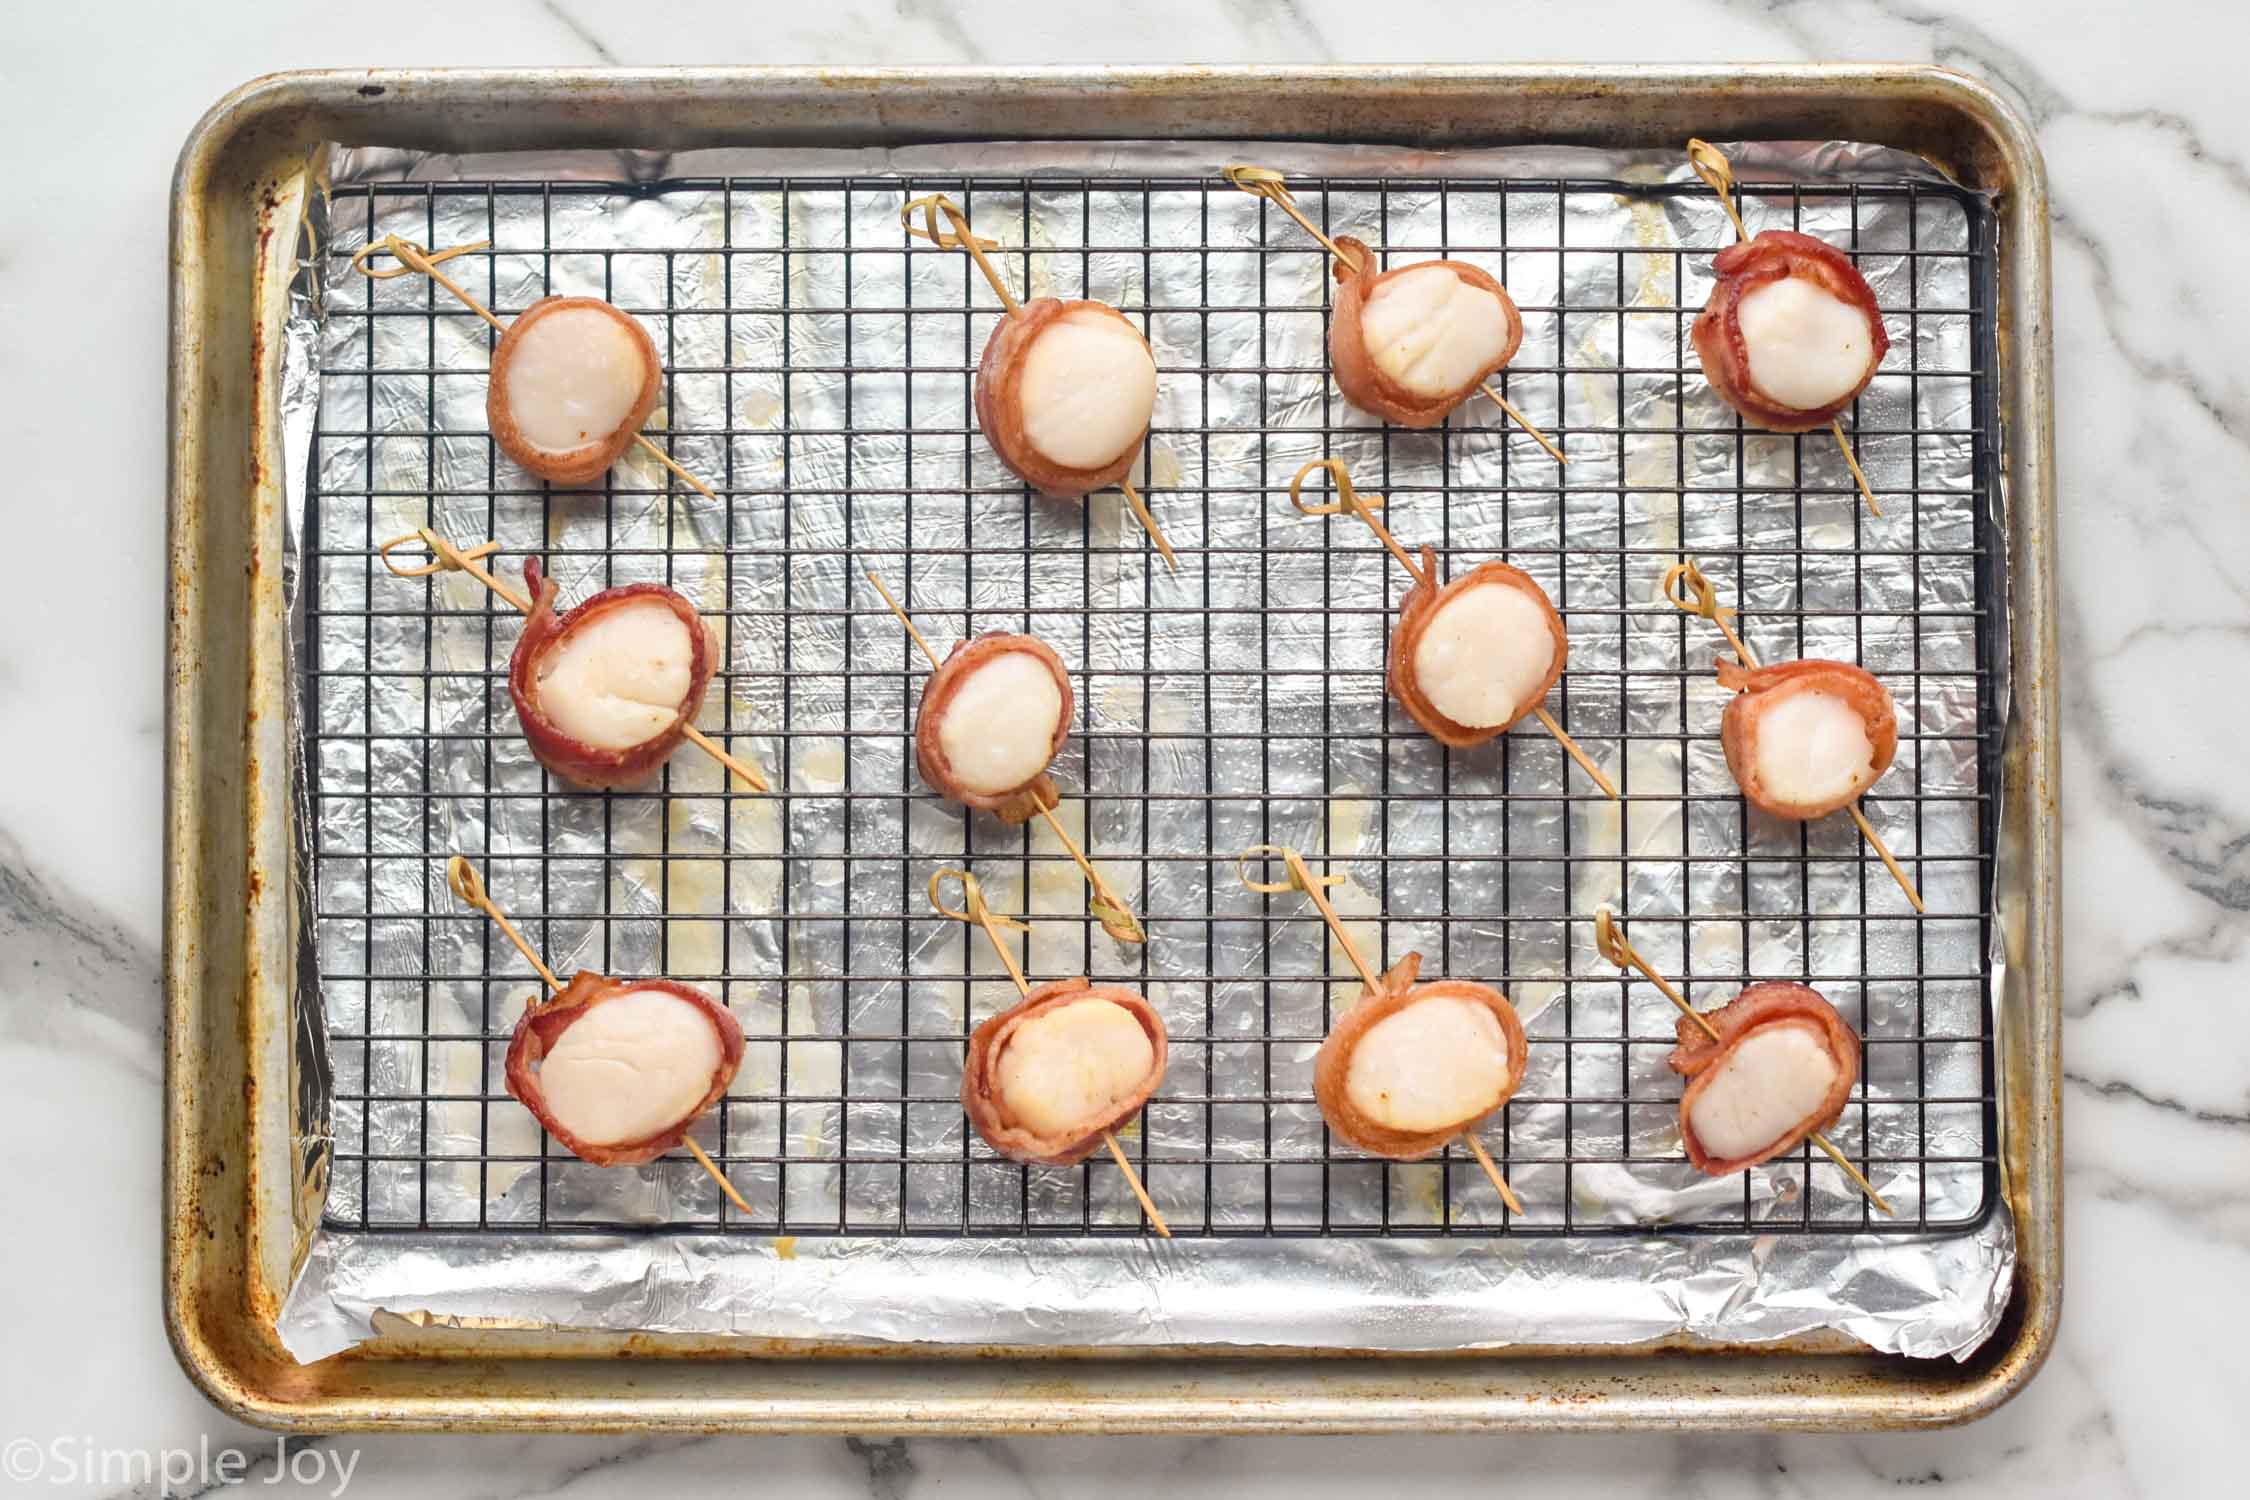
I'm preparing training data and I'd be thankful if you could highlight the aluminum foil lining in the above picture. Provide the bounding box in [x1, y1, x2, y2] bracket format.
[276, 137, 2014, 1363]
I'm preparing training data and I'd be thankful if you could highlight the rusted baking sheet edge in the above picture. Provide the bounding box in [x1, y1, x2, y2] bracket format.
[164, 64, 2057, 1433]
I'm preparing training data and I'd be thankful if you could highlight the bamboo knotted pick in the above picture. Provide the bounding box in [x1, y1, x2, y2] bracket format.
[1659, 556, 1924, 913]
[867, 568, 1145, 945]
[897, 194, 1179, 573]
[928, 868, 1170, 1237]
[349, 234, 721, 504]
[1223, 165, 1567, 466]
[1236, 843, 1524, 1216]
[1288, 458, 1619, 802]
[1591, 904, 1892, 1216]
[379, 527, 772, 794]
[444, 855, 752, 1215]
[1684, 141, 1883, 519]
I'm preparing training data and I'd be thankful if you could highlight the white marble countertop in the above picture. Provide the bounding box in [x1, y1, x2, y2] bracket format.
[3, 0, 2240, 1492]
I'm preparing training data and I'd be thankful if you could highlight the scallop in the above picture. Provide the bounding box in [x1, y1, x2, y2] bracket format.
[534, 987, 727, 1148]
[992, 998, 1158, 1137]
[531, 597, 697, 752]
[1682, 1020, 1842, 1163]
[1016, 307, 1159, 472]
[1736, 276, 1877, 413]
[1409, 580, 1558, 730]
[934, 648, 1069, 797]
[1357, 264, 1514, 399]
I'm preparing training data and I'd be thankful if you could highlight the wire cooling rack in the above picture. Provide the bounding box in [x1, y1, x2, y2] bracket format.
[304, 168, 2001, 1241]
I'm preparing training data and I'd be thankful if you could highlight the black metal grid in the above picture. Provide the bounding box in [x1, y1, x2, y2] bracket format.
[305, 168, 2002, 1241]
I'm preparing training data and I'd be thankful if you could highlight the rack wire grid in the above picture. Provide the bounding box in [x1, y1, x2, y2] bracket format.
[305, 167, 2002, 1242]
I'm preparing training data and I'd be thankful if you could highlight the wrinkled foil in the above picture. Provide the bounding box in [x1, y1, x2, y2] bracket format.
[277, 138, 2013, 1364]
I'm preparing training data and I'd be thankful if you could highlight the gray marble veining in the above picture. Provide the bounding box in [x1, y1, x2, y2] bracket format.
[5, 0, 2245, 1493]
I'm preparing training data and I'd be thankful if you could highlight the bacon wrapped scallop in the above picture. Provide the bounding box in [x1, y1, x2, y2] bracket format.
[1692, 230, 1888, 433]
[913, 632, 1073, 823]
[1329, 237, 1524, 428]
[1311, 953, 1529, 1159]
[1668, 982, 1861, 1176]
[1717, 657, 1898, 821]
[960, 977, 1169, 1167]
[504, 971, 745, 1168]
[1388, 550, 1569, 749]
[973, 299, 1158, 499]
[507, 558, 715, 789]
[487, 296, 663, 485]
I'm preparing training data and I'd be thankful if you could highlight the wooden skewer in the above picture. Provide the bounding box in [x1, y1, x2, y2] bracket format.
[1683, 142, 1882, 518]
[445, 854, 561, 993]
[868, 568, 1146, 944]
[1592, 905, 1891, 1216]
[1226, 165, 1566, 465]
[900, 194, 1021, 315]
[1034, 804, 1146, 945]
[350, 235, 721, 503]
[1237, 844, 1524, 1216]
[900, 195, 1179, 573]
[1829, 419, 1884, 519]
[444, 855, 753, 1215]
[1478, 381, 1569, 466]
[1116, 477, 1178, 571]
[1458, 1131, 1528, 1218]
[381, 527, 772, 793]
[1289, 459, 1618, 802]
[1846, 803, 1926, 916]
[929, 868, 1171, 1238]
[1660, 557, 1924, 912]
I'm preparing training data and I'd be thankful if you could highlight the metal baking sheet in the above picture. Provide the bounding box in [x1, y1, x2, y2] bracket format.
[165, 66, 2059, 1433]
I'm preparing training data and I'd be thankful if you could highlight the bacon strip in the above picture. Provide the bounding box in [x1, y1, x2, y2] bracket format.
[960, 977, 1169, 1167]
[1387, 550, 1568, 748]
[913, 632, 1072, 823]
[507, 558, 715, 789]
[486, 296, 661, 485]
[1717, 656, 1898, 820]
[973, 299, 1152, 498]
[1691, 230, 1888, 432]
[504, 971, 746, 1168]
[1311, 953, 1529, 1160]
[1667, 981, 1861, 1176]
[1329, 237, 1524, 428]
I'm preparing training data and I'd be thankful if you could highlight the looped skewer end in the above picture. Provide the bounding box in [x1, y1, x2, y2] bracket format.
[1223, 163, 1296, 204]
[446, 854, 486, 909]
[378, 527, 500, 580]
[375, 528, 531, 615]
[898, 193, 999, 252]
[1286, 458, 1424, 588]
[1223, 163, 1360, 270]
[927, 869, 1034, 934]
[1235, 844, 1344, 896]
[1591, 903, 1632, 973]
[899, 193, 1019, 313]
[349, 235, 489, 282]
[1591, 903, 1705, 1036]
[1287, 457, 1384, 518]
[1658, 557, 1726, 624]
[1659, 556, 1759, 672]
[1685, 139, 1737, 200]
[1685, 139, 1751, 244]
[445, 854, 563, 996]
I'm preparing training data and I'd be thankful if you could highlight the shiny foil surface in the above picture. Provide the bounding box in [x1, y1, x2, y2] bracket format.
[276, 138, 2012, 1363]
